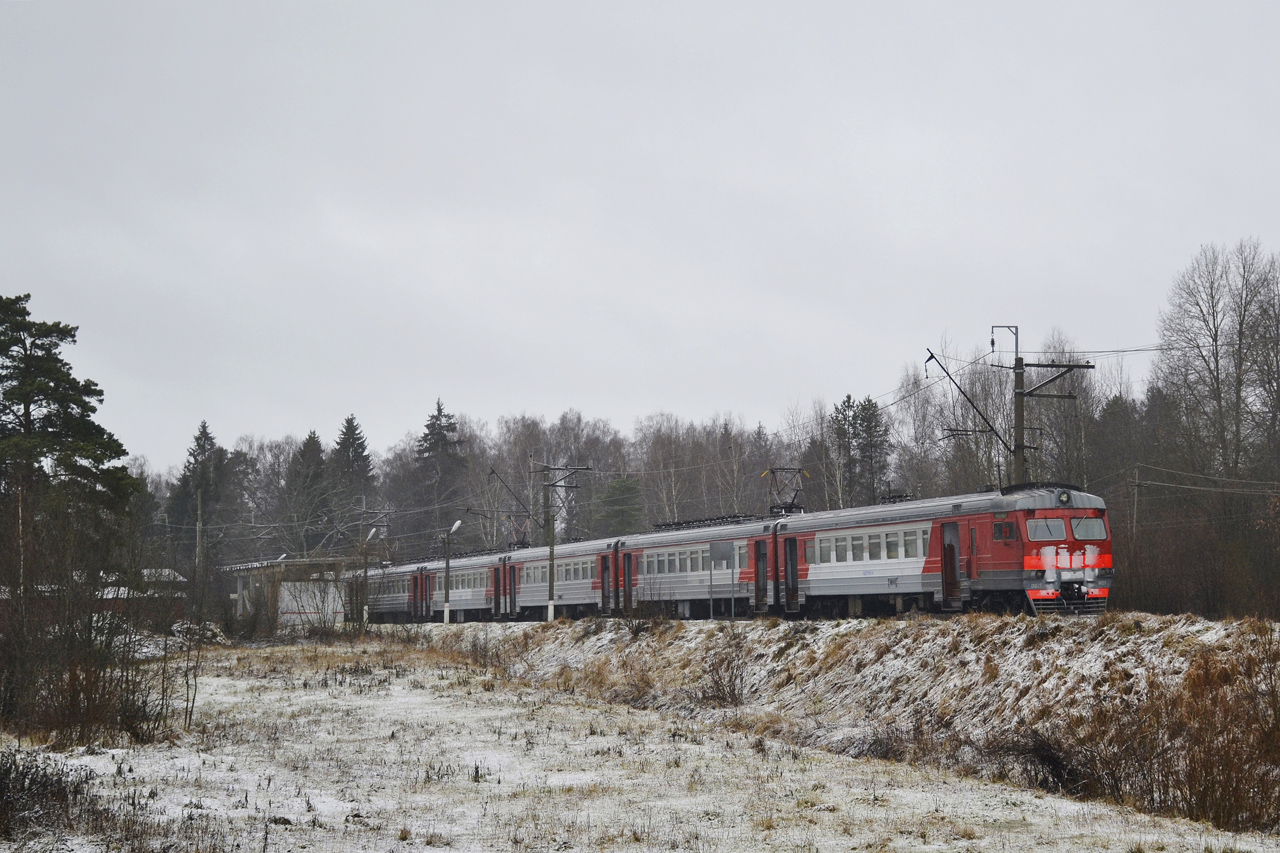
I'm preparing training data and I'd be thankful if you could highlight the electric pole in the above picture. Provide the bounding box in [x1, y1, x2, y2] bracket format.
[992, 326, 1025, 483]
[532, 461, 591, 621]
[992, 325, 1094, 485]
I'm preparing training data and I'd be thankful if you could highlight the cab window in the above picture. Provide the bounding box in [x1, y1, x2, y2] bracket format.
[1026, 518, 1066, 541]
[1070, 517, 1108, 541]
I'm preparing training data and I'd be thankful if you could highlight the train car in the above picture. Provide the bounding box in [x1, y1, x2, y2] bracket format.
[353, 484, 1112, 622]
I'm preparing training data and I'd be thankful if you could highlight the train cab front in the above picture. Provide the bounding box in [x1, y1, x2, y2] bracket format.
[1013, 487, 1113, 615]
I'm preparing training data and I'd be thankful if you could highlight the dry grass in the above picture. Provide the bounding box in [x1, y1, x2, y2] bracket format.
[371, 615, 1280, 835]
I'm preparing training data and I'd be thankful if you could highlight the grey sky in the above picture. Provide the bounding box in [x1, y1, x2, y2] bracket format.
[4, 3, 1279, 472]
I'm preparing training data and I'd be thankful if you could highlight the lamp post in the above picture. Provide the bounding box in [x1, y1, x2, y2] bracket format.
[443, 519, 461, 624]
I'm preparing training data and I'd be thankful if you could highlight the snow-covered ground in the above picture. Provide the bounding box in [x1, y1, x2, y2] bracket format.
[12, 618, 1278, 852]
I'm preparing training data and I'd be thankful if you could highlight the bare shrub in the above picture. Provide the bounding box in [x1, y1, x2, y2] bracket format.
[978, 620, 1280, 832]
[0, 749, 95, 839]
[698, 624, 750, 708]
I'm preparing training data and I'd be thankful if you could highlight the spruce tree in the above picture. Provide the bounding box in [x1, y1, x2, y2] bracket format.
[329, 414, 373, 502]
[284, 430, 328, 554]
[415, 399, 467, 544]
[166, 421, 251, 567]
[829, 395, 891, 506]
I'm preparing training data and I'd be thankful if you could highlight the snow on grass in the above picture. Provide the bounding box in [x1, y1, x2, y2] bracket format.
[13, 617, 1278, 852]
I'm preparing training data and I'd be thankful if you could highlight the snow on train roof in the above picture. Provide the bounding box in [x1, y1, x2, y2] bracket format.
[370, 486, 1106, 578]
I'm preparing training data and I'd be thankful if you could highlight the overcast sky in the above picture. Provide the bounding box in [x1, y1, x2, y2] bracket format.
[4, 3, 1280, 473]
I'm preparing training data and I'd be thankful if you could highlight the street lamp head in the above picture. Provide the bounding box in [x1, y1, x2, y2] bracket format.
[450, 520, 462, 534]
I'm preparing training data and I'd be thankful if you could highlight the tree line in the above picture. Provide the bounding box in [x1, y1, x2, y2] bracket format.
[148, 239, 1280, 621]
[5, 235, 1280, 740]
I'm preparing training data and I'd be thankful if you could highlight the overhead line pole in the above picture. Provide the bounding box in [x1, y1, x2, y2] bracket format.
[992, 326, 1094, 485]
[532, 461, 591, 621]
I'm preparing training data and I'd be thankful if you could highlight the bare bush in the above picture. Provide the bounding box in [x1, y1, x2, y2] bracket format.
[969, 620, 1280, 832]
[0, 749, 95, 839]
[697, 625, 750, 708]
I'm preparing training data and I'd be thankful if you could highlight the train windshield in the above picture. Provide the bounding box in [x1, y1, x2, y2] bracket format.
[1026, 518, 1066, 541]
[1070, 517, 1108, 541]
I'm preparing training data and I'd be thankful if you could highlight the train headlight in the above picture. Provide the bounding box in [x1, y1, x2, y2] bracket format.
[1057, 490, 1071, 506]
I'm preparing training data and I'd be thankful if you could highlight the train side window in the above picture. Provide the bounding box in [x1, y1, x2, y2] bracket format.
[835, 536, 848, 562]
[804, 540, 815, 565]
[678, 552, 688, 572]
[819, 538, 832, 563]
[850, 535, 864, 561]
[867, 533, 882, 560]
[738, 545, 748, 569]
[903, 530, 918, 558]
[885, 532, 900, 559]
[993, 521, 1017, 541]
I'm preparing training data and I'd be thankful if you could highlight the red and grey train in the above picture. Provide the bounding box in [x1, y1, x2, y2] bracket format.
[359, 485, 1113, 622]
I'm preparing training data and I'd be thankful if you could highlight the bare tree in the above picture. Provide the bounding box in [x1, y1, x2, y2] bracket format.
[1156, 240, 1269, 479]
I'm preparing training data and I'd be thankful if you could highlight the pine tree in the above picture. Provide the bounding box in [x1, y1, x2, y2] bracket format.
[329, 414, 373, 503]
[415, 399, 468, 544]
[0, 294, 137, 733]
[830, 395, 891, 507]
[0, 294, 134, 594]
[284, 430, 328, 554]
[166, 421, 251, 568]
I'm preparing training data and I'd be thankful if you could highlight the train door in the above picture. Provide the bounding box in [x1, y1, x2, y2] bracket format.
[612, 545, 622, 613]
[942, 522, 962, 610]
[600, 554, 611, 614]
[783, 537, 800, 613]
[506, 562, 518, 619]
[411, 574, 421, 622]
[754, 540, 769, 613]
[968, 525, 979, 579]
[623, 553, 634, 614]
[492, 566, 502, 618]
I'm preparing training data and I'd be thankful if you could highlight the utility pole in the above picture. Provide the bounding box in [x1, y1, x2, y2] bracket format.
[992, 325, 1093, 485]
[443, 519, 460, 624]
[195, 490, 203, 622]
[992, 326, 1025, 483]
[532, 461, 591, 621]
[1131, 467, 1141, 539]
[543, 466, 553, 621]
[360, 496, 368, 636]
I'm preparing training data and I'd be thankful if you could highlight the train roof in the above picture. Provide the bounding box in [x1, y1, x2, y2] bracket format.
[363, 486, 1105, 578]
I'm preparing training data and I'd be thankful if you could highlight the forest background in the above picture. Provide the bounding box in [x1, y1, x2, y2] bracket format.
[143, 238, 1280, 621]
[6, 237, 1280, 655]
